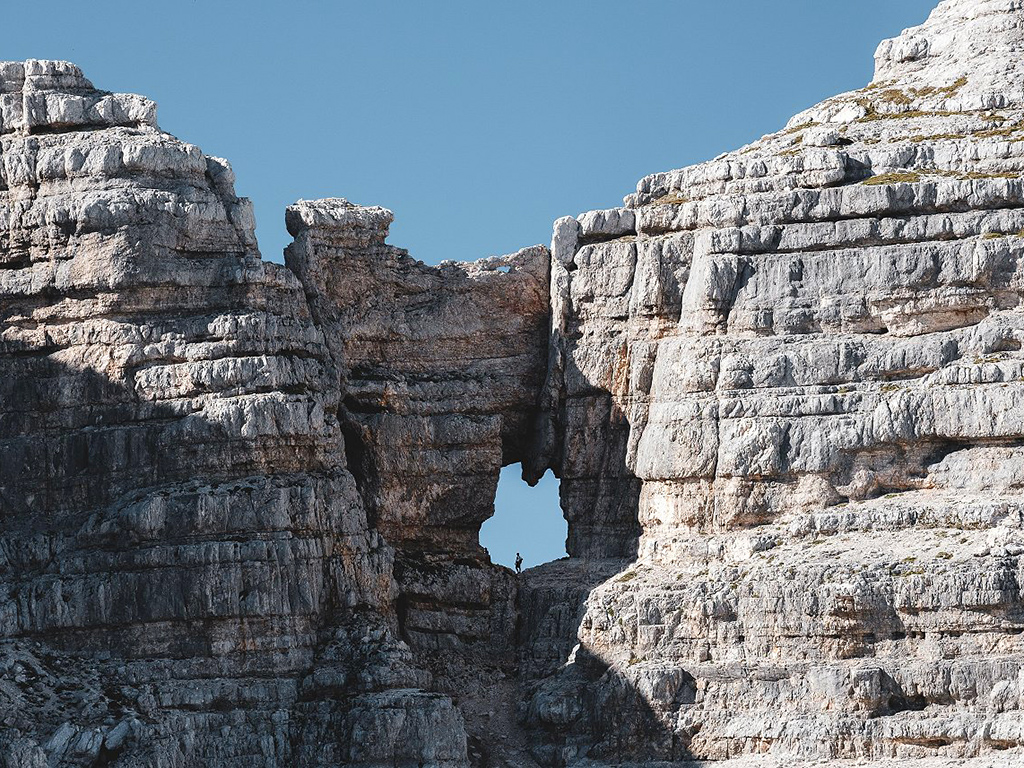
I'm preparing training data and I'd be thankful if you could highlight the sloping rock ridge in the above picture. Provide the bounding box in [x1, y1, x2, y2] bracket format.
[2, 0, 1024, 765]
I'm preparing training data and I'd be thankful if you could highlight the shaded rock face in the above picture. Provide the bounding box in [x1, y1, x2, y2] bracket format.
[3, 0, 1024, 766]
[0, 60, 468, 767]
[284, 199, 550, 556]
[284, 199, 550, 760]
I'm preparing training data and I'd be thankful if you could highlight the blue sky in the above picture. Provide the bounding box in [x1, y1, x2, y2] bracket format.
[4, 0, 939, 568]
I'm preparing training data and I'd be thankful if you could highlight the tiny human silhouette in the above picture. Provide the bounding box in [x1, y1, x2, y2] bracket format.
[515, 553, 523, 574]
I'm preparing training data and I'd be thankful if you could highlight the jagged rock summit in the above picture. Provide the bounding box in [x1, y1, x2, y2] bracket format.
[2, 0, 1024, 765]
[873, 0, 1024, 96]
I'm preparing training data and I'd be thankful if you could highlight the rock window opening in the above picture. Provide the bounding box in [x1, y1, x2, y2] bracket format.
[480, 465, 567, 571]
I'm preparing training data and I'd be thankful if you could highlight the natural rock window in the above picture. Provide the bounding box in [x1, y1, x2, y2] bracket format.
[6, 1, 1024, 763]
[480, 465, 567, 570]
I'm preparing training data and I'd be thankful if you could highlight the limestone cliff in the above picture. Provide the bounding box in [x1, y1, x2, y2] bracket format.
[2, 0, 1024, 766]
[0, 59, 468, 767]
[525, 0, 1024, 762]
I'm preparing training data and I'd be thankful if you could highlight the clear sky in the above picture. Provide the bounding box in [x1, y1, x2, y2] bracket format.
[4, 0, 939, 568]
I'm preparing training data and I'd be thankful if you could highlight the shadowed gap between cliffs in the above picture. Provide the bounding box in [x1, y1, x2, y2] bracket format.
[275, 203, 690, 764]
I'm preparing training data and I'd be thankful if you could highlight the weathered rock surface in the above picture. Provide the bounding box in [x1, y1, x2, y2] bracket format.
[4, 0, 1024, 766]
[284, 197, 550, 761]
[0, 60, 468, 767]
[524, 0, 1024, 763]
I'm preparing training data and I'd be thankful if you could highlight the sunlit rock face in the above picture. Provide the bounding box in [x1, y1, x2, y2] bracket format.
[525, 0, 1024, 762]
[4, 1, 1024, 766]
[0, 59, 467, 768]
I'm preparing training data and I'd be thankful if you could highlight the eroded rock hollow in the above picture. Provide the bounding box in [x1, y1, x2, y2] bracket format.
[2, 0, 1024, 765]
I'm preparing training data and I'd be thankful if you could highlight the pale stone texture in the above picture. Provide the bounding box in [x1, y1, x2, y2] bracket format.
[523, 0, 1024, 763]
[5, 0, 1024, 766]
[0, 60, 467, 768]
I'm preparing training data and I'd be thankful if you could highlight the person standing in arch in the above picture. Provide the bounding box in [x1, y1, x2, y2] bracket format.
[515, 552, 523, 574]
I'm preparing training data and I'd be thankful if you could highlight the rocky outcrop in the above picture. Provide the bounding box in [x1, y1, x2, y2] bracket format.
[3, 0, 1024, 766]
[524, 0, 1024, 763]
[284, 198, 550, 762]
[284, 198, 549, 556]
[0, 60, 466, 767]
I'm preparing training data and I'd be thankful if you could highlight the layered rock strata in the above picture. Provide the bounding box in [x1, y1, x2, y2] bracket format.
[3, 0, 1024, 766]
[0, 60, 467, 767]
[524, 0, 1024, 762]
[284, 199, 550, 758]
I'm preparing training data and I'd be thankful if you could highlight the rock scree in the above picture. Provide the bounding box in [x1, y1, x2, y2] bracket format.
[2, 1, 1024, 765]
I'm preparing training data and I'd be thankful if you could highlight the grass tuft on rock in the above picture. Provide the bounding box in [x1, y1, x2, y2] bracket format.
[652, 192, 690, 206]
[863, 171, 922, 185]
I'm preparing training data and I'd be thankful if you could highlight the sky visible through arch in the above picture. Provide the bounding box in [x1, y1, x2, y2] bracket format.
[4, 0, 940, 568]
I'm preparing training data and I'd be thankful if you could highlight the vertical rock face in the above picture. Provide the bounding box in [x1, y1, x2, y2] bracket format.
[4, 1, 1024, 766]
[284, 198, 551, 761]
[284, 198, 550, 555]
[0, 60, 467, 767]
[525, 0, 1024, 762]
[532, 206, 666, 561]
